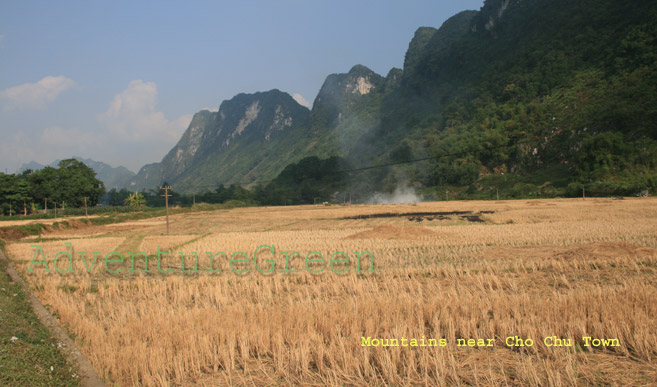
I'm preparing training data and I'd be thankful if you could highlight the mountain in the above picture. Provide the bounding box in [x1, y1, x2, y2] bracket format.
[128, 89, 315, 192]
[130, 0, 657, 198]
[17, 161, 46, 173]
[128, 65, 399, 193]
[18, 157, 135, 190]
[308, 64, 391, 166]
[370, 0, 657, 196]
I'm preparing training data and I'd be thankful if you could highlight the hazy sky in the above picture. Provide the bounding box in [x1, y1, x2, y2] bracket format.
[0, 0, 484, 173]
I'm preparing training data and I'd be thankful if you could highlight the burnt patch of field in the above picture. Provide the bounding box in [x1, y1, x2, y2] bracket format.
[342, 210, 494, 223]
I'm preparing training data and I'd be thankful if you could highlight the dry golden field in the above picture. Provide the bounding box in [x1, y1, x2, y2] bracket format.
[5, 198, 657, 386]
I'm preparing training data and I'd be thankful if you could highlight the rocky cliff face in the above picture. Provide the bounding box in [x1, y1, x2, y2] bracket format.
[161, 110, 215, 180]
[208, 90, 308, 147]
[127, 0, 657, 196]
[472, 0, 514, 33]
[128, 65, 396, 192]
[310, 65, 385, 130]
[128, 90, 311, 191]
[401, 10, 478, 88]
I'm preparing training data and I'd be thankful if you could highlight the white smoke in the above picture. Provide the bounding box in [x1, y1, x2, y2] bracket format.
[367, 184, 422, 204]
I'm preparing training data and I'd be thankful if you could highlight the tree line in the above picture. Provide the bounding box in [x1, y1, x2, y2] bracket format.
[0, 159, 105, 216]
[106, 156, 352, 208]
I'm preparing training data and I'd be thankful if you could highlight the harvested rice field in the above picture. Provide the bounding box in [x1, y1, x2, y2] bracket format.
[4, 198, 657, 386]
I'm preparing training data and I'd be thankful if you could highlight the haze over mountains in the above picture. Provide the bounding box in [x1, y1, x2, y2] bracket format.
[24, 0, 657, 197]
[18, 157, 135, 190]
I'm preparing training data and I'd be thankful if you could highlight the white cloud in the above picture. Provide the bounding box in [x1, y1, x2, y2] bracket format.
[292, 93, 311, 108]
[1, 80, 195, 172]
[201, 106, 219, 112]
[0, 75, 76, 110]
[98, 80, 192, 143]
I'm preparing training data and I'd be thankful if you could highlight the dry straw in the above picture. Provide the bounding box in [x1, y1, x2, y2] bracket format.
[5, 198, 657, 385]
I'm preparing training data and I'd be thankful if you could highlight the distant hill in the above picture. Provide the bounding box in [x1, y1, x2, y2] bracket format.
[129, 0, 657, 197]
[127, 89, 315, 192]
[18, 157, 135, 190]
[127, 65, 396, 193]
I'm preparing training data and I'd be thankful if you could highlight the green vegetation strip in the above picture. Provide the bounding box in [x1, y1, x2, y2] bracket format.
[0, 248, 104, 386]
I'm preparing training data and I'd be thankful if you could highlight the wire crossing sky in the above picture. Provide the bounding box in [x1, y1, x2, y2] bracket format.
[0, 0, 484, 173]
[178, 134, 531, 193]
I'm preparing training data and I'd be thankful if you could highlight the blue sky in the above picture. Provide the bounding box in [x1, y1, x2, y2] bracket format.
[0, 0, 484, 173]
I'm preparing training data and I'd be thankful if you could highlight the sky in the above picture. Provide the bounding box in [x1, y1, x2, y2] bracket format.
[0, 0, 484, 173]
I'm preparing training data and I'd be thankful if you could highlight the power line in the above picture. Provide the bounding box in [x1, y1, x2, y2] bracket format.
[169, 135, 534, 192]
[337, 136, 532, 174]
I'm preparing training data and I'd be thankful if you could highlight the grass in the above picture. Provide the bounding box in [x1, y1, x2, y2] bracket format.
[0, 205, 158, 221]
[0, 223, 48, 239]
[0, 256, 79, 386]
[0, 201, 255, 225]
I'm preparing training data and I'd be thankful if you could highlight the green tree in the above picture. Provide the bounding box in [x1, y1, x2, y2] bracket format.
[0, 173, 32, 215]
[55, 159, 105, 206]
[107, 188, 131, 206]
[27, 160, 105, 207]
[124, 192, 146, 207]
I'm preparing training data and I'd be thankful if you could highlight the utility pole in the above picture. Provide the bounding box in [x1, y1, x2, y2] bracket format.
[53, 201, 57, 218]
[446, 190, 449, 201]
[23, 200, 26, 216]
[44, 198, 47, 215]
[161, 186, 172, 235]
[496, 188, 500, 201]
[582, 187, 586, 200]
[192, 193, 195, 206]
[8, 201, 12, 217]
[83, 197, 89, 221]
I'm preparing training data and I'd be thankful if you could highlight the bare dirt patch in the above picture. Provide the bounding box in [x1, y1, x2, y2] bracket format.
[0, 227, 25, 241]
